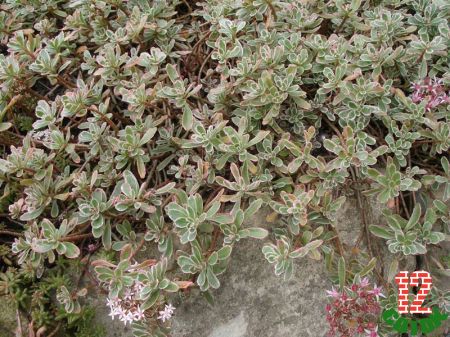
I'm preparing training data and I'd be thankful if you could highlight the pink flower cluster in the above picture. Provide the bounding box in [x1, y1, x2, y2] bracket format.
[325, 278, 383, 337]
[107, 281, 146, 325]
[411, 77, 449, 111]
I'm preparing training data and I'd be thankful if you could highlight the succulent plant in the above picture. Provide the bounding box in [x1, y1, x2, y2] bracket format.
[0, 0, 448, 336]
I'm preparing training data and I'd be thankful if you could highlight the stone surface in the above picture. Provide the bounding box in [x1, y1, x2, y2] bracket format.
[170, 210, 331, 337]
[334, 195, 417, 276]
[171, 241, 331, 337]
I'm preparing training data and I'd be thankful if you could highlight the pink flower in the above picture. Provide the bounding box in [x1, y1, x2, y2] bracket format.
[108, 304, 123, 321]
[106, 292, 146, 325]
[360, 277, 370, 288]
[365, 325, 379, 337]
[120, 310, 135, 325]
[108, 309, 118, 320]
[410, 77, 449, 111]
[165, 303, 175, 313]
[158, 304, 176, 322]
[326, 286, 340, 298]
[106, 298, 115, 308]
[133, 280, 145, 293]
[124, 288, 134, 301]
[369, 285, 385, 300]
[411, 91, 423, 103]
[133, 306, 146, 321]
[106, 297, 121, 309]
[411, 82, 422, 91]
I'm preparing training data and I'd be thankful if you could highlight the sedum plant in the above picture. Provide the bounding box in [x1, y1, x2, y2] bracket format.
[369, 204, 446, 255]
[0, 0, 448, 336]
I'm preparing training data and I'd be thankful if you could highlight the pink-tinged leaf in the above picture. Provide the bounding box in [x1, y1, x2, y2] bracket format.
[176, 281, 194, 289]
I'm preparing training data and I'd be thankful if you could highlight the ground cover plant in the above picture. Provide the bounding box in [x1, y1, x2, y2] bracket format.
[0, 0, 449, 336]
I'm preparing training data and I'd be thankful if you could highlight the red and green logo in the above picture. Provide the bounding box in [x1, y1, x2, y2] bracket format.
[382, 271, 448, 335]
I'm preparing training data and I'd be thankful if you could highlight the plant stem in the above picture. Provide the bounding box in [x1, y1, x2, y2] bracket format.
[128, 237, 146, 261]
[0, 229, 24, 237]
[266, 0, 277, 21]
[87, 106, 119, 134]
[61, 233, 93, 242]
[0, 94, 22, 123]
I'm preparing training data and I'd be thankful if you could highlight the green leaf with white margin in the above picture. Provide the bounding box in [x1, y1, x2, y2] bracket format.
[140, 290, 160, 311]
[205, 201, 220, 219]
[166, 203, 188, 222]
[213, 213, 233, 224]
[0, 122, 12, 131]
[122, 170, 139, 197]
[160, 279, 179, 292]
[20, 207, 45, 221]
[244, 199, 263, 218]
[248, 130, 270, 147]
[387, 259, 399, 282]
[197, 270, 206, 288]
[182, 105, 193, 130]
[217, 245, 232, 260]
[289, 239, 323, 258]
[208, 251, 218, 265]
[140, 128, 157, 145]
[359, 257, 376, 277]
[240, 227, 269, 239]
[206, 267, 220, 289]
[0, 158, 12, 172]
[369, 225, 395, 239]
[165, 63, 178, 83]
[102, 223, 112, 250]
[32, 240, 55, 253]
[405, 204, 421, 232]
[63, 242, 80, 258]
[155, 182, 176, 195]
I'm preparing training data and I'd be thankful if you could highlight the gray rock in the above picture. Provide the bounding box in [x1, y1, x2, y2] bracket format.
[333, 195, 416, 279]
[333, 195, 366, 247]
[171, 235, 331, 337]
